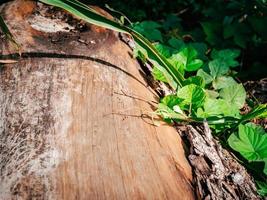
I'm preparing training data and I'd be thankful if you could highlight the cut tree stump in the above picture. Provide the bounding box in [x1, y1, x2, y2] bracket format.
[0, 1, 195, 199]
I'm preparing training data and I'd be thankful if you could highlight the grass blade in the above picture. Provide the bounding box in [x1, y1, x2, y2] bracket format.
[39, 0, 129, 33]
[239, 104, 267, 124]
[39, 0, 184, 88]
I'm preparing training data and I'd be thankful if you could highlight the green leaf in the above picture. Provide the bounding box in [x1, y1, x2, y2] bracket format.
[197, 69, 213, 85]
[212, 76, 237, 90]
[223, 23, 250, 48]
[132, 31, 185, 88]
[183, 76, 205, 87]
[211, 49, 240, 68]
[156, 103, 188, 122]
[191, 42, 208, 60]
[187, 58, 203, 71]
[157, 95, 188, 122]
[233, 34, 247, 48]
[205, 90, 219, 99]
[228, 123, 267, 161]
[133, 21, 163, 42]
[169, 46, 203, 72]
[201, 21, 222, 45]
[177, 84, 206, 109]
[209, 59, 229, 79]
[256, 181, 267, 196]
[163, 14, 181, 31]
[200, 98, 240, 118]
[248, 16, 267, 40]
[219, 83, 246, 109]
[160, 95, 184, 109]
[168, 37, 185, 51]
[198, 98, 225, 118]
[204, 98, 229, 116]
[183, 47, 203, 71]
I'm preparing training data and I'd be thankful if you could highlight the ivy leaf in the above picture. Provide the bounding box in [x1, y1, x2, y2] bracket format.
[168, 37, 185, 51]
[182, 47, 203, 71]
[187, 58, 204, 71]
[133, 21, 163, 42]
[199, 98, 228, 117]
[212, 76, 237, 90]
[191, 42, 208, 60]
[163, 14, 181, 31]
[197, 69, 213, 85]
[169, 46, 203, 72]
[160, 95, 184, 109]
[183, 76, 205, 87]
[201, 21, 222, 45]
[228, 123, 267, 161]
[205, 90, 219, 99]
[219, 83, 246, 109]
[156, 103, 188, 122]
[167, 56, 185, 75]
[200, 98, 240, 118]
[211, 49, 240, 68]
[209, 59, 229, 79]
[177, 84, 206, 109]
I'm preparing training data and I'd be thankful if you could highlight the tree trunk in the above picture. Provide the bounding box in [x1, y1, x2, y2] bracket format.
[0, 1, 195, 199]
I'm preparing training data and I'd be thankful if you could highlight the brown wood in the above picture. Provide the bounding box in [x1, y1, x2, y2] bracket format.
[0, 1, 195, 199]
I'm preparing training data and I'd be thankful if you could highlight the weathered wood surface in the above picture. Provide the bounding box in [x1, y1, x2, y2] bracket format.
[0, 1, 195, 199]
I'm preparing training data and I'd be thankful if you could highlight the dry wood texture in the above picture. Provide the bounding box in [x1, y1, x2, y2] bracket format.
[0, 1, 195, 199]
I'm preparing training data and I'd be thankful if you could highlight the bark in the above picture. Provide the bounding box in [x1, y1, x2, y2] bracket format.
[185, 124, 260, 200]
[0, 1, 195, 199]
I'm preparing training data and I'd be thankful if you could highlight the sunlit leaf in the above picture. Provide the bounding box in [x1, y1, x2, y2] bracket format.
[197, 69, 213, 85]
[228, 123, 267, 161]
[209, 59, 229, 78]
[177, 84, 206, 109]
[219, 83, 246, 109]
[212, 76, 237, 90]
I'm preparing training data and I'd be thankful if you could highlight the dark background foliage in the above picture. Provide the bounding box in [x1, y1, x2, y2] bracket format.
[85, 0, 267, 80]
[0, 0, 266, 79]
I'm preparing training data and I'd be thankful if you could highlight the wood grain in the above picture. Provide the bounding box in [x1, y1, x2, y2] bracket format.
[0, 1, 195, 199]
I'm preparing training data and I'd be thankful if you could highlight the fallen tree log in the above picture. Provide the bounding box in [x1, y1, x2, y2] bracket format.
[0, 1, 195, 199]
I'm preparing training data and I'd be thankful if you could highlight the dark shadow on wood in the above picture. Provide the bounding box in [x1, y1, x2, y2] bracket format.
[0, 52, 151, 90]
